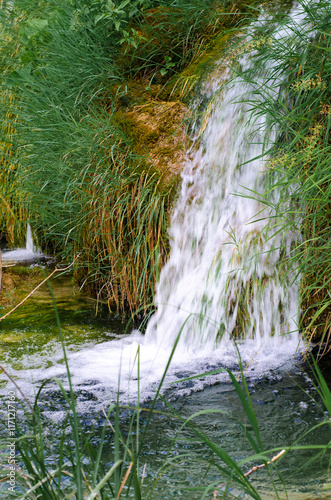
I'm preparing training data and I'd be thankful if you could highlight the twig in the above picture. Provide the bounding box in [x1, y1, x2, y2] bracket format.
[244, 449, 286, 477]
[141, 463, 147, 487]
[213, 449, 286, 498]
[0, 254, 80, 322]
[116, 462, 133, 500]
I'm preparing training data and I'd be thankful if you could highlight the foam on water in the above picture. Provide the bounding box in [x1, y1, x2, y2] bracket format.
[4, 330, 304, 409]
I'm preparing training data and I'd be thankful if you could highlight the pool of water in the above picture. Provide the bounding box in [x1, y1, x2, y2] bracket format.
[0, 266, 330, 499]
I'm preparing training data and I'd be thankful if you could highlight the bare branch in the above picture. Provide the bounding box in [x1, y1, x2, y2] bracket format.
[244, 449, 286, 477]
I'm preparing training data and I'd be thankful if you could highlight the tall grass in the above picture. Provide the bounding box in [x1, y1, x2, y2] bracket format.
[0, 0, 176, 313]
[0, 9, 27, 245]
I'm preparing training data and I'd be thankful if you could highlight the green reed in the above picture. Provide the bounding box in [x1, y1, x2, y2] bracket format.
[0, 0, 173, 313]
[0, 9, 27, 246]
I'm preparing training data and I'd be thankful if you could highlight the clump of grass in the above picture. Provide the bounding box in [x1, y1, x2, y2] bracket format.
[0, 0, 176, 314]
[0, 12, 27, 245]
[117, 0, 259, 82]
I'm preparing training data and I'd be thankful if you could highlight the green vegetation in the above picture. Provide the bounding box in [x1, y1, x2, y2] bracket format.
[0, 0, 258, 315]
[1, 1, 331, 498]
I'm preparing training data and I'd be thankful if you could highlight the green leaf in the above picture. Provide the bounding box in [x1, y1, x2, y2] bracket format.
[94, 13, 106, 24]
[4, 67, 33, 88]
[118, 0, 131, 9]
[85, 460, 123, 499]
[25, 18, 48, 33]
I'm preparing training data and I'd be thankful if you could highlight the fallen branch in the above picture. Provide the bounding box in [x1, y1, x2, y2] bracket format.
[0, 254, 80, 322]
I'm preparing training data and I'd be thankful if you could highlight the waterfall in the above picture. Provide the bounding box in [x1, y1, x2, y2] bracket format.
[25, 223, 37, 253]
[62, 6, 305, 402]
[2, 223, 42, 262]
[145, 18, 302, 353]
[2, 5, 309, 405]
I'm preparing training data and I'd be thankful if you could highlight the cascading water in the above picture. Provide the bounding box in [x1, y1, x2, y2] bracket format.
[25, 223, 37, 254]
[2, 223, 42, 262]
[2, 6, 309, 405]
[145, 65, 298, 352]
[144, 7, 310, 356]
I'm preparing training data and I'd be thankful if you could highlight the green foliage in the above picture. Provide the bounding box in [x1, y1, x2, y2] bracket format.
[0, 0, 175, 313]
[117, 0, 258, 80]
[0, 8, 27, 244]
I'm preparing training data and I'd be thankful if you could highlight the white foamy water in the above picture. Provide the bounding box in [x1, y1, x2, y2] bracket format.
[3, 6, 313, 407]
[2, 224, 42, 262]
[4, 330, 304, 411]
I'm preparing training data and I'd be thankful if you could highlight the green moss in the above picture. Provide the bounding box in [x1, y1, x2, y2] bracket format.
[4, 266, 44, 278]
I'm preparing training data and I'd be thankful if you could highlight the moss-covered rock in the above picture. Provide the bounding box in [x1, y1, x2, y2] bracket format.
[114, 87, 189, 184]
